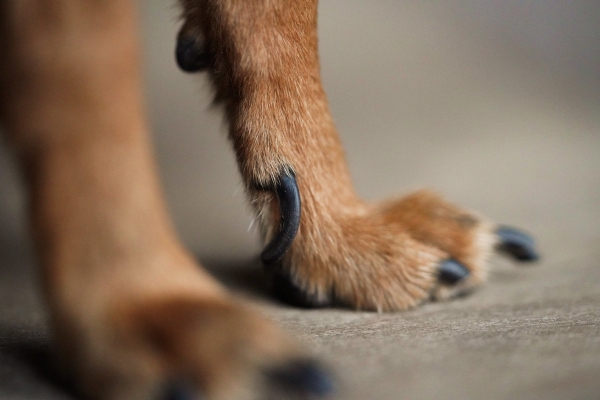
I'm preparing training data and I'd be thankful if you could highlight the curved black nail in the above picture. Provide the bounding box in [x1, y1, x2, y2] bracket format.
[438, 259, 470, 284]
[496, 226, 539, 262]
[267, 359, 335, 396]
[261, 172, 301, 266]
[271, 270, 331, 308]
[176, 37, 209, 73]
[160, 381, 199, 400]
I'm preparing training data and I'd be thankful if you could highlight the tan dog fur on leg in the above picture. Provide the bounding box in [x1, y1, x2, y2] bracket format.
[0, 2, 322, 399]
[0, 0, 537, 399]
[177, 0, 536, 310]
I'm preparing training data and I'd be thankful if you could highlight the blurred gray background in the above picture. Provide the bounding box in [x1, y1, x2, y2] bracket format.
[1, 1, 600, 399]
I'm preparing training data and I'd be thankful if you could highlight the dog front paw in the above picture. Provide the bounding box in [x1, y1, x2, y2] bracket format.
[56, 292, 333, 400]
[264, 189, 538, 311]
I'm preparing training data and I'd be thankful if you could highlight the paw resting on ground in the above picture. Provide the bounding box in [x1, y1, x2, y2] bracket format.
[263, 188, 538, 311]
[65, 295, 333, 400]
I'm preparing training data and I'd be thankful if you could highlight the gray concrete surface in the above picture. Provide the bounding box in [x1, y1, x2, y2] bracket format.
[1, 2, 600, 399]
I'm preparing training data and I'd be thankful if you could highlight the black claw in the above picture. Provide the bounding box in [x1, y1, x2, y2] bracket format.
[176, 36, 209, 73]
[267, 359, 335, 396]
[160, 381, 199, 400]
[271, 270, 331, 308]
[438, 259, 470, 284]
[260, 172, 301, 266]
[496, 226, 539, 262]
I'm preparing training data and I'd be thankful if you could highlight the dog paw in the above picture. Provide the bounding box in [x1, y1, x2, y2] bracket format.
[59, 293, 333, 400]
[262, 188, 538, 311]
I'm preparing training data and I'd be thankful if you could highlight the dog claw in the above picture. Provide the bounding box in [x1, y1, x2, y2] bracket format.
[438, 259, 470, 284]
[261, 172, 301, 266]
[176, 36, 209, 73]
[160, 381, 199, 400]
[267, 359, 335, 396]
[496, 226, 539, 262]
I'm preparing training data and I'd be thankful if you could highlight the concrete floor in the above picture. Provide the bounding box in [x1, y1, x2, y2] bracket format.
[1, 2, 600, 399]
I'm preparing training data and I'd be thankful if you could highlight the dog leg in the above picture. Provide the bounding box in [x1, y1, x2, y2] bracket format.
[178, 0, 539, 311]
[0, 1, 331, 399]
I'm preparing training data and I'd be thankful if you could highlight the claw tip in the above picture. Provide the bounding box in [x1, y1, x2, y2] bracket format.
[496, 226, 539, 262]
[269, 360, 335, 396]
[438, 259, 470, 284]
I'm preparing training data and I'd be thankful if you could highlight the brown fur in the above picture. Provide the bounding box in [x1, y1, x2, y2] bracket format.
[180, 0, 497, 310]
[0, 0, 500, 398]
